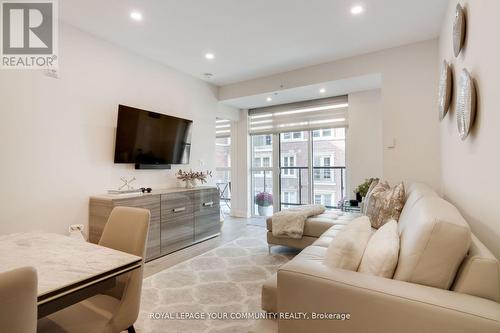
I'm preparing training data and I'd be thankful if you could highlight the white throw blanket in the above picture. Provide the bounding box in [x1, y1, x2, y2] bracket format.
[272, 205, 326, 239]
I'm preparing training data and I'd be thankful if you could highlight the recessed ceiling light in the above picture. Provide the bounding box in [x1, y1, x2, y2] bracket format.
[350, 5, 364, 15]
[205, 53, 215, 60]
[130, 11, 143, 21]
[203, 73, 214, 79]
[266, 97, 272, 102]
[319, 88, 326, 94]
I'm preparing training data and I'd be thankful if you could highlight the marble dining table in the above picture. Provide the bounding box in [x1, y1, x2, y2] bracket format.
[0, 232, 142, 318]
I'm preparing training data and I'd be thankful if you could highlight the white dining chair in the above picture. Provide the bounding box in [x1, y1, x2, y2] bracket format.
[38, 207, 150, 333]
[0, 266, 38, 333]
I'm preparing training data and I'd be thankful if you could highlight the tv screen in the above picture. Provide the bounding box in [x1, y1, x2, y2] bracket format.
[114, 105, 192, 168]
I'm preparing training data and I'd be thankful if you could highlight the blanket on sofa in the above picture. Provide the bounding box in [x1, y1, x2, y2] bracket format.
[272, 205, 326, 239]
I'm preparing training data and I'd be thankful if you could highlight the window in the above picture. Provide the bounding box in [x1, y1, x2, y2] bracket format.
[282, 191, 297, 207]
[314, 194, 333, 207]
[263, 157, 270, 167]
[215, 119, 232, 211]
[322, 129, 332, 137]
[314, 155, 334, 181]
[265, 135, 272, 146]
[281, 132, 304, 141]
[282, 155, 296, 176]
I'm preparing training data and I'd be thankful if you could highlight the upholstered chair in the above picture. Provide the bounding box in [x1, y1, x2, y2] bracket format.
[0, 266, 38, 333]
[38, 207, 150, 333]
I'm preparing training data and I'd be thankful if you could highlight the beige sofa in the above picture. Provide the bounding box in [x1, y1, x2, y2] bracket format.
[257, 183, 500, 333]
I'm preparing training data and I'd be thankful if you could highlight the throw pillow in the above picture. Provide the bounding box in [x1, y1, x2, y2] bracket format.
[362, 179, 380, 214]
[364, 181, 389, 216]
[366, 182, 405, 229]
[323, 216, 372, 271]
[358, 220, 400, 278]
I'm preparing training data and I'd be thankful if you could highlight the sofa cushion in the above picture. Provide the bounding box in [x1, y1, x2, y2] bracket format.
[358, 220, 400, 278]
[323, 216, 372, 271]
[452, 235, 500, 302]
[366, 182, 406, 229]
[394, 196, 471, 289]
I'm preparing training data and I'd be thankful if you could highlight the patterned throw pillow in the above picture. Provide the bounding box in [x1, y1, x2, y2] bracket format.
[366, 182, 405, 229]
[362, 179, 379, 214]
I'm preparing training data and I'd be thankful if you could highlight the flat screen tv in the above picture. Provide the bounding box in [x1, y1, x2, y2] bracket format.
[114, 105, 192, 169]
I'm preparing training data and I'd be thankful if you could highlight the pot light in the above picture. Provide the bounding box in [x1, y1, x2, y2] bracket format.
[266, 97, 272, 102]
[351, 5, 364, 15]
[205, 53, 215, 60]
[130, 11, 143, 21]
[319, 88, 326, 94]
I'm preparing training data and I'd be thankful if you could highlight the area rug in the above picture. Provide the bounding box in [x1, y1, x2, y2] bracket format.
[135, 226, 295, 333]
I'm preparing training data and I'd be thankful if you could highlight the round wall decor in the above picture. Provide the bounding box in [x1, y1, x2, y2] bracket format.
[438, 60, 453, 120]
[453, 3, 466, 57]
[456, 69, 476, 140]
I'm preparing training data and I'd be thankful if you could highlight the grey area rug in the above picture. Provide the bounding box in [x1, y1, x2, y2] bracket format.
[135, 226, 295, 333]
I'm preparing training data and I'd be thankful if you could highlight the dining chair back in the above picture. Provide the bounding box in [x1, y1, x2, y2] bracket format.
[0, 267, 38, 333]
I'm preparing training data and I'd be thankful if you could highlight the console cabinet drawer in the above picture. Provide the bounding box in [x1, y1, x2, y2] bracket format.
[194, 188, 220, 241]
[161, 192, 194, 255]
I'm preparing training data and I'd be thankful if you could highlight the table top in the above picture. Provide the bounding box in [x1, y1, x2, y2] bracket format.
[0, 233, 141, 297]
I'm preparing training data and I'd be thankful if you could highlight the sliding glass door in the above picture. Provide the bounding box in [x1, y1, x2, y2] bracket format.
[312, 128, 346, 208]
[278, 128, 346, 211]
[250, 134, 275, 217]
[279, 131, 310, 208]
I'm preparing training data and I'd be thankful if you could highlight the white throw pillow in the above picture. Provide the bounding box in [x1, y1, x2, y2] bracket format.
[323, 216, 372, 271]
[358, 220, 400, 278]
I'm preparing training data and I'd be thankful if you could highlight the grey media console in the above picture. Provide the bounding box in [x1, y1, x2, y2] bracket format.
[89, 186, 221, 262]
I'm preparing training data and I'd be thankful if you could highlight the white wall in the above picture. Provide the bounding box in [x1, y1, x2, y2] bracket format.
[439, 0, 500, 259]
[347, 90, 383, 196]
[219, 40, 441, 191]
[229, 110, 251, 217]
[0, 23, 236, 235]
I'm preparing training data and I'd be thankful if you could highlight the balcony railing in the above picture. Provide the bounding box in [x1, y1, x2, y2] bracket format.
[279, 166, 346, 209]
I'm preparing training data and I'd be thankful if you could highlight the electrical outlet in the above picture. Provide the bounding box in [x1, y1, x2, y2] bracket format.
[69, 224, 84, 233]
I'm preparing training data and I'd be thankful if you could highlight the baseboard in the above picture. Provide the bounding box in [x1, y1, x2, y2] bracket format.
[230, 210, 251, 218]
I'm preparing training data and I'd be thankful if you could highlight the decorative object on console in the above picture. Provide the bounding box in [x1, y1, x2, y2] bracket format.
[176, 169, 213, 188]
[438, 60, 453, 120]
[118, 176, 136, 190]
[456, 69, 477, 140]
[255, 192, 273, 216]
[366, 182, 405, 229]
[453, 3, 466, 57]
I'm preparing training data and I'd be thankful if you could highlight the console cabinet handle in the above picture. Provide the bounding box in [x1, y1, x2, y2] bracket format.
[203, 201, 214, 207]
[173, 207, 186, 213]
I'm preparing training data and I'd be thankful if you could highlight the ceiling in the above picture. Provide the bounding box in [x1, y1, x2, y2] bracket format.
[222, 74, 382, 109]
[60, 0, 449, 86]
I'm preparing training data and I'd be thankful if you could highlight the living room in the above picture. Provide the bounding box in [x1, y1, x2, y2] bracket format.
[0, 0, 499, 332]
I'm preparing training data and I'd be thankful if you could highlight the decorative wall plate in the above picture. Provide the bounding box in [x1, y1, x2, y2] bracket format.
[438, 60, 453, 120]
[453, 3, 466, 57]
[456, 69, 476, 140]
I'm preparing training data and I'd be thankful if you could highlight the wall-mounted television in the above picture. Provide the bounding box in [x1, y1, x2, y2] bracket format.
[114, 105, 192, 169]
